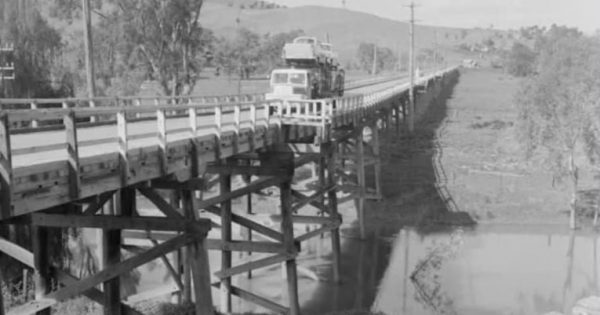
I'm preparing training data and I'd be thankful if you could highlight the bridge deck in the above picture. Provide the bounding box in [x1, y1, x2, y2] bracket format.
[0, 68, 454, 219]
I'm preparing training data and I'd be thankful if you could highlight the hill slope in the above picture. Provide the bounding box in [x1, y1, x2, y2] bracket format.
[201, 0, 502, 65]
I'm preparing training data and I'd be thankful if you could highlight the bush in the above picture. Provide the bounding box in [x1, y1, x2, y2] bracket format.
[505, 42, 536, 77]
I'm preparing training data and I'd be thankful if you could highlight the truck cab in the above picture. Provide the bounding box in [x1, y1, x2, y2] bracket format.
[265, 67, 344, 101]
[265, 69, 312, 101]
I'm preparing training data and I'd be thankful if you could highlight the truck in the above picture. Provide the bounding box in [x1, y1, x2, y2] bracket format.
[266, 36, 344, 101]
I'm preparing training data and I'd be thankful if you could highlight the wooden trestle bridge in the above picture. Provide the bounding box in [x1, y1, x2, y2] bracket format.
[0, 67, 458, 315]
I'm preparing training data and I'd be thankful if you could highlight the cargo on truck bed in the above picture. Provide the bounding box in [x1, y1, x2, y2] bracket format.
[283, 36, 338, 66]
[267, 36, 344, 101]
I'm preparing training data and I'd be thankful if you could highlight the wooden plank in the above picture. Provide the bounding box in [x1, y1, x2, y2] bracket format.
[219, 173, 232, 313]
[191, 239, 215, 315]
[0, 237, 34, 268]
[31, 213, 211, 234]
[48, 233, 193, 301]
[290, 190, 328, 214]
[150, 178, 206, 191]
[356, 132, 366, 240]
[157, 108, 168, 175]
[249, 104, 257, 151]
[325, 143, 341, 283]
[279, 179, 300, 315]
[188, 107, 200, 179]
[295, 225, 337, 243]
[122, 230, 177, 242]
[181, 188, 195, 303]
[269, 214, 337, 225]
[214, 105, 222, 159]
[227, 285, 289, 314]
[203, 206, 283, 242]
[243, 157, 254, 279]
[82, 191, 115, 215]
[233, 104, 240, 154]
[137, 187, 184, 219]
[205, 239, 285, 253]
[206, 164, 289, 177]
[117, 110, 129, 186]
[104, 189, 134, 315]
[290, 185, 335, 212]
[215, 253, 293, 279]
[64, 110, 81, 200]
[0, 112, 12, 219]
[32, 225, 51, 315]
[371, 122, 382, 198]
[196, 176, 286, 210]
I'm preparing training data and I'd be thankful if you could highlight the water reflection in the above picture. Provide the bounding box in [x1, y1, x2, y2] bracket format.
[370, 226, 599, 315]
[129, 222, 599, 314]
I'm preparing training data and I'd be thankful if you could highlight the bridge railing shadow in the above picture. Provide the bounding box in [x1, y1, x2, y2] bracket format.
[301, 70, 476, 314]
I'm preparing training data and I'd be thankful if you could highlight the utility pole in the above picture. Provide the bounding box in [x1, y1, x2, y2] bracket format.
[236, 9, 242, 98]
[404, 2, 417, 133]
[82, 0, 96, 99]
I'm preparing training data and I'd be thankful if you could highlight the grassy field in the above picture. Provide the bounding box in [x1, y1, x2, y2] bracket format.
[439, 67, 598, 226]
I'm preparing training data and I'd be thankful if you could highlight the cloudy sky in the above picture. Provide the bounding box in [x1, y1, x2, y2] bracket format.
[268, 0, 600, 33]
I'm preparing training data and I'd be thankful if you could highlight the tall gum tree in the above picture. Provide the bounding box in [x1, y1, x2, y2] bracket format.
[52, 0, 213, 97]
[517, 27, 600, 228]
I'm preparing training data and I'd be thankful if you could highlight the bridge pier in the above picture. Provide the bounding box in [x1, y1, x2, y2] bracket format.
[333, 122, 383, 240]
[200, 140, 344, 312]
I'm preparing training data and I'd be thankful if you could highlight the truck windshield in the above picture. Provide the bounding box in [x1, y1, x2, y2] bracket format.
[289, 73, 306, 85]
[273, 73, 288, 84]
[272, 72, 306, 85]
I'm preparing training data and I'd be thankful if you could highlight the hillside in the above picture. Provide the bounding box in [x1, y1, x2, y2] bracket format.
[201, 0, 506, 65]
[34, 0, 509, 67]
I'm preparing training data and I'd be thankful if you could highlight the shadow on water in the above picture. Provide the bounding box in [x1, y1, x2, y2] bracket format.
[301, 72, 478, 314]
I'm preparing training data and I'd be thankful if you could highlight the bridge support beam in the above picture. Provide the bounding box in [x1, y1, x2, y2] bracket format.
[332, 121, 382, 240]
[219, 173, 232, 314]
[0, 187, 214, 315]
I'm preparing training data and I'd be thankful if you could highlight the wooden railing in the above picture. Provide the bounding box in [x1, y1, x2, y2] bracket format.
[0, 97, 284, 219]
[274, 67, 458, 131]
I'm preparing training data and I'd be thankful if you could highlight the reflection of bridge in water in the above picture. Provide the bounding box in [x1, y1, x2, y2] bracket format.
[0, 67, 458, 314]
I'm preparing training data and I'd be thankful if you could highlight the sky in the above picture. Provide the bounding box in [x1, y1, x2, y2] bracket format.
[267, 0, 600, 33]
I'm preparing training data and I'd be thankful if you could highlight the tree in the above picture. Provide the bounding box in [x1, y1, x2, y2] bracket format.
[118, 0, 211, 96]
[0, 3, 68, 98]
[257, 29, 304, 73]
[517, 29, 600, 228]
[505, 42, 536, 77]
[51, 0, 214, 97]
[356, 43, 398, 74]
[214, 28, 261, 79]
[356, 42, 375, 73]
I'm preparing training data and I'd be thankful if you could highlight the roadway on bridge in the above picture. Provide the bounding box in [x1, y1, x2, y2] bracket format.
[10, 76, 408, 169]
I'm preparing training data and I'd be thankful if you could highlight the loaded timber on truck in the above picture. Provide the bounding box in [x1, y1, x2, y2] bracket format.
[266, 36, 345, 100]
